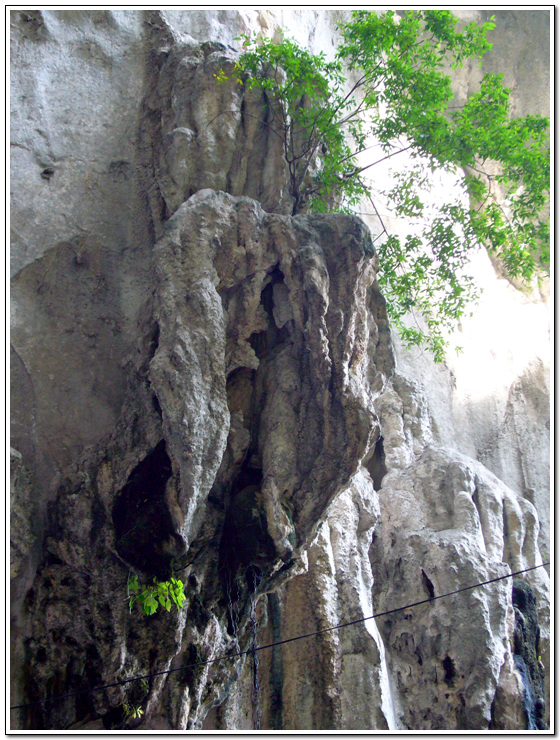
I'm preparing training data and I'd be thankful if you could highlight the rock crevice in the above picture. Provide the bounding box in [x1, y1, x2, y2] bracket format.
[10, 10, 549, 731]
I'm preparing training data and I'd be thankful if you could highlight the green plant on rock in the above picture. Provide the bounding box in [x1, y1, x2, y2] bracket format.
[216, 10, 549, 361]
[123, 703, 144, 720]
[128, 574, 186, 617]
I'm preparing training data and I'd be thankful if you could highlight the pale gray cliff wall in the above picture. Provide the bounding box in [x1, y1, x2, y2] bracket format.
[10, 9, 550, 731]
[391, 8, 551, 566]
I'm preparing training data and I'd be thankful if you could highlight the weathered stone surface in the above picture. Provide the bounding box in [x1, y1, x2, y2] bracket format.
[152, 194, 388, 729]
[368, 441, 548, 730]
[10, 449, 35, 581]
[10, 8, 550, 732]
[205, 468, 392, 731]
[13, 186, 390, 730]
[479, 360, 551, 563]
[205, 371, 549, 731]
[149, 189, 383, 557]
[144, 40, 292, 219]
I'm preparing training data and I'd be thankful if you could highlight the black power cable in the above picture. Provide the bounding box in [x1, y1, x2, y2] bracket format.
[10, 562, 550, 712]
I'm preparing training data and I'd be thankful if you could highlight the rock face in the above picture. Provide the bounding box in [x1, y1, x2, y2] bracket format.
[10, 9, 550, 731]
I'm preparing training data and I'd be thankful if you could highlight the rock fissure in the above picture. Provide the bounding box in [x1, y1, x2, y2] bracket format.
[10, 9, 549, 732]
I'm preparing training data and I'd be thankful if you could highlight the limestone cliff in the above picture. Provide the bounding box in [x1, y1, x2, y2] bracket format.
[10, 9, 550, 731]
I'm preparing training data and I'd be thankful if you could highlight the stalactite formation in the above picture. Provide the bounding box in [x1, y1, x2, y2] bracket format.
[10, 8, 550, 731]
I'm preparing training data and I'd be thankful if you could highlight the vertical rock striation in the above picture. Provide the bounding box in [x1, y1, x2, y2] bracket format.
[10, 8, 549, 731]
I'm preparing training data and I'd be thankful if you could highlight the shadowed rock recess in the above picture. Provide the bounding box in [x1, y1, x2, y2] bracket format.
[10, 10, 549, 731]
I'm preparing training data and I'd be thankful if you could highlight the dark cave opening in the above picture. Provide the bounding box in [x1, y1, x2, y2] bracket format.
[367, 435, 387, 491]
[442, 656, 457, 687]
[112, 440, 184, 579]
[421, 569, 435, 600]
[249, 267, 291, 360]
[217, 456, 279, 631]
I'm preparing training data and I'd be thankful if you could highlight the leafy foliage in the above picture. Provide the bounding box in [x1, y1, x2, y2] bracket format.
[217, 10, 549, 359]
[128, 574, 186, 617]
[123, 704, 144, 720]
[223, 34, 367, 215]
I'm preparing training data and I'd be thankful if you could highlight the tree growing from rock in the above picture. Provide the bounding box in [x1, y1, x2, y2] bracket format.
[217, 10, 549, 360]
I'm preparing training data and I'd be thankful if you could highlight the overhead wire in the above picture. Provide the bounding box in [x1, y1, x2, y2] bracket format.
[10, 561, 549, 712]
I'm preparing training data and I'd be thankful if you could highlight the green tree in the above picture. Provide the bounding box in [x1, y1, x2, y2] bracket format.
[217, 10, 549, 360]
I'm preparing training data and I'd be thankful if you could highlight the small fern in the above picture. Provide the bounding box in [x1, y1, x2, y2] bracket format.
[123, 703, 144, 720]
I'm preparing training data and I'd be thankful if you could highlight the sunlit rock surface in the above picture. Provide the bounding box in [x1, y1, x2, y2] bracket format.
[10, 8, 550, 731]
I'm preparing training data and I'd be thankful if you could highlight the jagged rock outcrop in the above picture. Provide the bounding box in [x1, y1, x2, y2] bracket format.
[12, 184, 391, 730]
[10, 8, 550, 732]
[144, 38, 292, 220]
[203, 377, 549, 731]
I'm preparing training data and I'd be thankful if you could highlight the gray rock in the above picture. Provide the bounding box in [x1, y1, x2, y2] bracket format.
[9, 8, 549, 732]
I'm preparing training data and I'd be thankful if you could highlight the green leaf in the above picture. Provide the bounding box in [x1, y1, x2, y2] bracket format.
[127, 575, 187, 617]
[217, 9, 549, 360]
[147, 595, 159, 614]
